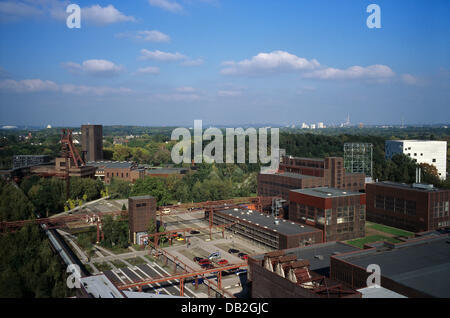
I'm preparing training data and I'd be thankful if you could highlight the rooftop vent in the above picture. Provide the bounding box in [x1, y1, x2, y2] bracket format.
[234, 208, 238, 211]
[274, 220, 280, 225]
[327, 193, 332, 196]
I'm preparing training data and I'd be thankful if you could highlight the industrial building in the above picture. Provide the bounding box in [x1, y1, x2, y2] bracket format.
[330, 234, 450, 298]
[257, 156, 365, 200]
[247, 242, 361, 298]
[289, 187, 366, 242]
[146, 167, 188, 178]
[87, 161, 145, 184]
[128, 195, 157, 244]
[81, 124, 103, 162]
[385, 140, 447, 179]
[209, 208, 323, 250]
[366, 181, 450, 232]
[12, 155, 51, 170]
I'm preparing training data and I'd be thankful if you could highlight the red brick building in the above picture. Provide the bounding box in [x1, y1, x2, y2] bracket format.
[258, 156, 365, 200]
[366, 181, 450, 233]
[128, 195, 157, 244]
[289, 187, 366, 242]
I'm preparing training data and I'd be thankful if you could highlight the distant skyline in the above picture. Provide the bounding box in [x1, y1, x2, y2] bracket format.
[1, 0, 449, 126]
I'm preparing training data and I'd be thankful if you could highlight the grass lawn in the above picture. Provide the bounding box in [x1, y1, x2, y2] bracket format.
[94, 262, 112, 272]
[366, 222, 414, 237]
[101, 245, 130, 255]
[346, 235, 401, 249]
[110, 260, 127, 268]
[144, 255, 156, 262]
[126, 257, 148, 266]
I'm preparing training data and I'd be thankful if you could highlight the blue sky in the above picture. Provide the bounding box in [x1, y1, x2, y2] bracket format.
[0, 0, 449, 127]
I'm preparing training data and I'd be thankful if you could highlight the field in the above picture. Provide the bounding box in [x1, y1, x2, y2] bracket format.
[345, 222, 414, 249]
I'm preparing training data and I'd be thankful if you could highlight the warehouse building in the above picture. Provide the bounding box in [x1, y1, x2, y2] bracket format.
[366, 181, 450, 232]
[13, 155, 51, 169]
[87, 161, 145, 184]
[248, 242, 361, 298]
[209, 208, 323, 250]
[128, 195, 157, 244]
[258, 156, 365, 200]
[330, 235, 450, 298]
[289, 187, 366, 242]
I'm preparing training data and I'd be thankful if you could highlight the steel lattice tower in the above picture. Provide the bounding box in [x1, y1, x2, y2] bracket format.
[343, 143, 373, 177]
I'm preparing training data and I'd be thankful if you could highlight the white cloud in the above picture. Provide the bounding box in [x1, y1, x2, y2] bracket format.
[136, 66, 160, 75]
[401, 74, 420, 85]
[148, 0, 183, 13]
[221, 51, 320, 75]
[0, 78, 131, 95]
[0, 79, 58, 92]
[82, 4, 136, 25]
[0, 1, 43, 22]
[217, 90, 241, 97]
[176, 86, 196, 92]
[116, 30, 170, 42]
[140, 49, 187, 62]
[0, 1, 135, 25]
[63, 59, 124, 77]
[181, 58, 204, 66]
[302, 65, 395, 80]
[154, 93, 204, 102]
[221, 50, 398, 82]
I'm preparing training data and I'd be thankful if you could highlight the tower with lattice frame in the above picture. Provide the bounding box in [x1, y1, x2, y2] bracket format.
[344, 143, 373, 178]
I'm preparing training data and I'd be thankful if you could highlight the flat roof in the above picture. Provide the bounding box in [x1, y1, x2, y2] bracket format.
[284, 156, 325, 162]
[250, 241, 359, 276]
[333, 236, 450, 298]
[262, 171, 319, 180]
[80, 275, 125, 298]
[371, 181, 445, 192]
[217, 208, 320, 236]
[386, 140, 447, 143]
[291, 187, 363, 198]
[87, 161, 135, 169]
[129, 195, 154, 200]
[147, 168, 187, 174]
[357, 286, 407, 298]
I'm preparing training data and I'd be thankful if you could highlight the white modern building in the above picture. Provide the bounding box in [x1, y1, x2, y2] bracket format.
[385, 140, 447, 179]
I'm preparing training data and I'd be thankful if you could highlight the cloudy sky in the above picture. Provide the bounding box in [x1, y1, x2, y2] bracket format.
[0, 0, 449, 127]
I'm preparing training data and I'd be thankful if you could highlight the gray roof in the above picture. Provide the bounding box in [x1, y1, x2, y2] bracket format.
[80, 275, 125, 298]
[87, 161, 135, 169]
[333, 236, 450, 298]
[290, 187, 363, 198]
[372, 181, 445, 193]
[147, 168, 187, 174]
[357, 286, 407, 298]
[129, 195, 154, 200]
[272, 172, 319, 180]
[250, 241, 359, 276]
[217, 208, 320, 236]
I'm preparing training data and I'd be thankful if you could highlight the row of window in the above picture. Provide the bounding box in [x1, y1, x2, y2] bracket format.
[375, 195, 417, 216]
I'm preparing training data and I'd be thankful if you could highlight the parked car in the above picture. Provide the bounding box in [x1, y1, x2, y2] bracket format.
[209, 251, 221, 259]
[236, 269, 247, 276]
[203, 264, 215, 270]
[241, 254, 248, 260]
[175, 236, 185, 241]
[228, 248, 239, 254]
[193, 257, 202, 262]
[238, 252, 246, 258]
[199, 259, 211, 265]
[162, 208, 171, 214]
[217, 259, 229, 265]
[190, 230, 200, 235]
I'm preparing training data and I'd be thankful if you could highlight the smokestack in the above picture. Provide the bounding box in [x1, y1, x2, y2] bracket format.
[419, 167, 421, 183]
